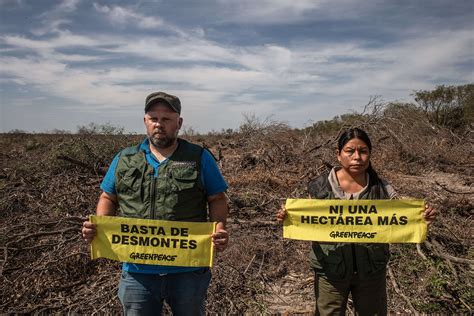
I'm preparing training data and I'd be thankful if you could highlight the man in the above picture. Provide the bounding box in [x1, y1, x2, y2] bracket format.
[82, 91, 229, 315]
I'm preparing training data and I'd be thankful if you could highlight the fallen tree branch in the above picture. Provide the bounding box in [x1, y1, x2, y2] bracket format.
[56, 154, 106, 175]
[7, 227, 78, 246]
[54, 279, 86, 291]
[424, 241, 474, 265]
[56, 154, 91, 169]
[458, 297, 472, 314]
[244, 254, 256, 275]
[435, 181, 473, 195]
[0, 247, 7, 277]
[388, 267, 419, 315]
[416, 243, 427, 261]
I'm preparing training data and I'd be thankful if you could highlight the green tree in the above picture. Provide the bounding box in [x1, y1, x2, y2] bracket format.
[413, 84, 473, 128]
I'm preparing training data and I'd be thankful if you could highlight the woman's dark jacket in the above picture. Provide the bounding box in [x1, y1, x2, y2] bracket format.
[308, 169, 391, 280]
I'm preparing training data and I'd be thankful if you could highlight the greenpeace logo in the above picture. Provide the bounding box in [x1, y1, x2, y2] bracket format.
[329, 231, 377, 239]
[130, 252, 177, 261]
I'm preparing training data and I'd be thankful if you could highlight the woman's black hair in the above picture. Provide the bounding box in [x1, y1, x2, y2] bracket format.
[337, 128, 382, 186]
[337, 128, 372, 152]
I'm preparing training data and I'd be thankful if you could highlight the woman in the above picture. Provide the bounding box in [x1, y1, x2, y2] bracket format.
[277, 128, 436, 315]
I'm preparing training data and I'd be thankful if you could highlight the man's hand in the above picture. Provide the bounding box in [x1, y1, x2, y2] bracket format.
[212, 226, 229, 252]
[82, 221, 97, 243]
[83, 192, 118, 243]
[208, 192, 229, 252]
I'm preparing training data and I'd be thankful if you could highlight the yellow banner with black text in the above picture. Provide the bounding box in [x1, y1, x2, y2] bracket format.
[284, 199, 426, 243]
[90, 216, 216, 267]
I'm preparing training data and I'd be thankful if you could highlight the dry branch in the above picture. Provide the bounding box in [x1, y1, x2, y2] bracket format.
[7, 227, 78, 247]
[435, 181, 474, 195]
[416, 243, 427, 261]
[424, 241, 474, 265]
[388, 267, 419, 315]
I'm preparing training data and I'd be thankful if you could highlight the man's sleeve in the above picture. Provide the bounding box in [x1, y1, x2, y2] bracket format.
[200, 149, 228, 196]
[99, 153, 120, 195]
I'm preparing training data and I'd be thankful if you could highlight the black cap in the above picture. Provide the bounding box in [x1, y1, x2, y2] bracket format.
[145, 91, 181, 114]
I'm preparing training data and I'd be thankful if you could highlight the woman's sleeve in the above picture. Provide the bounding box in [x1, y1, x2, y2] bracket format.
[381, 179, 399, 199]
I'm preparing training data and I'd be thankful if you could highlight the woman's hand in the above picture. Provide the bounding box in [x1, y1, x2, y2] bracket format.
[423, 202, 437, 225]
[276, 204, 287, 223]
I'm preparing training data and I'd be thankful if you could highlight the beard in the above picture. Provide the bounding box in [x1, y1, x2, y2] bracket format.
[149, 131, 177, 149]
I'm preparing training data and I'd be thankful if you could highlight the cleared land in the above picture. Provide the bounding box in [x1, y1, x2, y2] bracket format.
[1, 108, 473, 314]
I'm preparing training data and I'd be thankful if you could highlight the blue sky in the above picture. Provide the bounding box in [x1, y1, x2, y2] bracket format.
[1, 0, 473, 133]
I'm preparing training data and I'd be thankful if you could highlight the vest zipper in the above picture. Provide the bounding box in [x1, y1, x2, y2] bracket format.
[150, 174, 156, 219]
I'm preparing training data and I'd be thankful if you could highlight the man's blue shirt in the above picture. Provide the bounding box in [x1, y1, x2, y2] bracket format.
[100, 138, 228, 274]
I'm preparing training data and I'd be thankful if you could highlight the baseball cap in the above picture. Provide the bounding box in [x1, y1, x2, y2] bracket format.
[145, 92, 181, 114]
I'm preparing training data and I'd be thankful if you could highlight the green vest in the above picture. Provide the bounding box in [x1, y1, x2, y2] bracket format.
[308, 171, 390, 280]
[115, 139, 207, 222]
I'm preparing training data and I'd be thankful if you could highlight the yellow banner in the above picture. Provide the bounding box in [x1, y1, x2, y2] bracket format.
[284, 199, 426, 243]
[90, 216, 216, 267]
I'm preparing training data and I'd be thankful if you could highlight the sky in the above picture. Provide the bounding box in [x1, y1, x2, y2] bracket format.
[0, 0, 473, 134]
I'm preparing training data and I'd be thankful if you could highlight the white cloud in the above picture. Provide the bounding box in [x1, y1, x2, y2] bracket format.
[1, 62, 147, 119]
[215, 0, 323, 23]
[2, 27, 471, 106]
[1, 1, 472, 133]
[57, 0, 80, 12]
[93, 3, 164, 29]
[1, 31, 106, 58]
[210, 0, 390, 24]
[30, 18, 72, 36]
[31, 0, 81, 36]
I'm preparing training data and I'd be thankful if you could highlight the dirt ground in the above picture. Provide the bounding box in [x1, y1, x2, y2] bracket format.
[1, 112, 472, 314]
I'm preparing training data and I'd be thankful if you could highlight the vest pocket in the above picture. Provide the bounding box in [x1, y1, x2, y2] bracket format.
[171, 167, 198, 191]
[312, 242, 346, 278]
[117, 167, 142, 193]
[366, 244, 390, 274]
